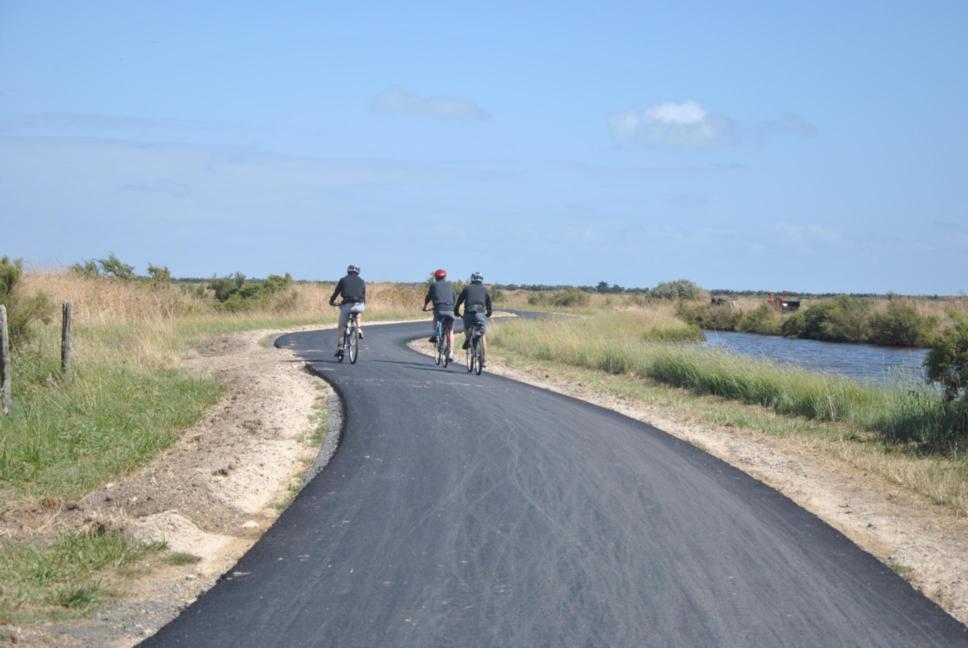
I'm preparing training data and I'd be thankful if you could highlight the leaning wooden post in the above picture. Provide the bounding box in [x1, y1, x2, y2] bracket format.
[1, 305, 10, 415]
[61, 302, 73, 377]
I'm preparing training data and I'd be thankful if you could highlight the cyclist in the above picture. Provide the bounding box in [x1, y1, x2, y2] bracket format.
[423, 268, 457, 361]
[454, 272, 492, 365]
[329, 264, 366, 360]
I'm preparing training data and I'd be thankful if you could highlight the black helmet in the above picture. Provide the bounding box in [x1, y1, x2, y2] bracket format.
[470, 272, 483, 283]
[347, 264, 360, 274]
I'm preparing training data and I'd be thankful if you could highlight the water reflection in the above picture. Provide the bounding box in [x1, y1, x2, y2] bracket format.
[699, 330, 930, 386]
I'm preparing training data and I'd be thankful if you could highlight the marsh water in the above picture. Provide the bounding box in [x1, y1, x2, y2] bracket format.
[699, 330, 930, 386]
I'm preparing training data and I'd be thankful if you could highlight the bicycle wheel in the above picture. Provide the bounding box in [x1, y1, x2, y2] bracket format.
[434, 323, 443, 365]
[442, 336, 450, 368]
[348, 320, 359, 364]
[466, 337, 474, 373]
[475, 336, 484, 375]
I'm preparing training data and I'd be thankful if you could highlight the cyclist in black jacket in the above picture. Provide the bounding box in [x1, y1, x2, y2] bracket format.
[454, 272, 492, 364]
[423, 268, 457, 361]
[329, 264, 366, 359]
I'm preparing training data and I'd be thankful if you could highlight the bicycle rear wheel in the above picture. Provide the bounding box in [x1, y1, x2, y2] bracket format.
[348, 320, 359, 364]
[466, 337, 474, 373]
[434, 323, 443, 365]
[475, 336, 484, 375]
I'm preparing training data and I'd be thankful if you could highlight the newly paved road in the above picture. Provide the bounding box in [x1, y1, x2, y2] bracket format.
[143, 319, 968, 647]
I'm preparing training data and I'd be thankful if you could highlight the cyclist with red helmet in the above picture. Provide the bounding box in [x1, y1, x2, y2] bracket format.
[423, 268, 457, 361]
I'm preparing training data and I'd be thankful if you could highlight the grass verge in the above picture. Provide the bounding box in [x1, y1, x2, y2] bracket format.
[488, 315, 968, 513]
[0, 528, 165, 625]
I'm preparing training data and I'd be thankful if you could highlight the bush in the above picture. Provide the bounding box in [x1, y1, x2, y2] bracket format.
[207, 272, 296, 312]
[926, 314, 968, 403]
[146, 264, 172, 285]
[96, 254, 135, 280]
[781, 295, 870, 343]
[676, 302, 740, 331]
[0, 256, 53, 347]
[736, 304, 783, 335]
[550, 288, 589, 308]
[652, 279, 704, 301]
[868, 301, 938, 347]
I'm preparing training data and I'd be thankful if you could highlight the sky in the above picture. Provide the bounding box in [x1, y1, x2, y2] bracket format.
[1, 1, 966, 293]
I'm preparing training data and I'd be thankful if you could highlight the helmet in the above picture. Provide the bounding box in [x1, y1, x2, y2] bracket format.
[470, 272, 484, 283]
[347, 264, 360, 274]
[434, 269, 447, 280]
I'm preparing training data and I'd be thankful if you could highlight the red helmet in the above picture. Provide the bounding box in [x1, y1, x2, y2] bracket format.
[434, 268, 447, 279]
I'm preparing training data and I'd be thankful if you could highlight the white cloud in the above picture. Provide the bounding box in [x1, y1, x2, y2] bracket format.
[372, 86, 490, 122]
[609, 100, 814, 149]
[609, 101, 736, 149]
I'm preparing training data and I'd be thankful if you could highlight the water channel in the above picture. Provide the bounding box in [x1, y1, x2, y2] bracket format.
[699, 330, 930, 386]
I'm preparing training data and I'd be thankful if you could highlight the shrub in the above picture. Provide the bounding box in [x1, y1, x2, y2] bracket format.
[96, 254, 135, 281]
[70, 259, 100, 277]
[0, 256, 53, 347]
[926, 314, 968, 403]
[676, 302, 740, 331]
[868, 301, 938, 347]
[736, 303, 783, 335]
[146, 264, 172, 285]
[207, 272, 296, 312]
[781, 295, 870, 343]
[652, 279, 704, 301]
[550, 288, 589, 308]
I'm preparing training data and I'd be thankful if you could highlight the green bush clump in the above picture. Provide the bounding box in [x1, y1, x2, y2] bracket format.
[550, 288, 590, 307]
[0, 256, 53, 348]
[736, 304, 783, 336]
[651, 279, 704, 301]
[868, 300, 939, 347]
[676, 302, 740, 331]
[781, 295, 870, 343]
[207, 272, 297, 312]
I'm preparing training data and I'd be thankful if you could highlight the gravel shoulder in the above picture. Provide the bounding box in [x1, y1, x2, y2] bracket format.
[408, 337, 968, 626]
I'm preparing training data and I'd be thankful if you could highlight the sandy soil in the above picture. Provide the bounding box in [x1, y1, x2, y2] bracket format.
[2, 325, 341, 647]
[408, 338, 968, 626]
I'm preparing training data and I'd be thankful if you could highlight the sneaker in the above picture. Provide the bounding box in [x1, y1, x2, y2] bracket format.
[358, 330, 364, 339]
[334, 349, 344, 360]
[448, 353, 455, 361]
[462, 339, 470, 350]
[428, 336, 437, 343]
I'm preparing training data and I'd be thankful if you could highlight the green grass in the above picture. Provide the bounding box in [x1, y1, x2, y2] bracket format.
[490, 314, 962, 450]
[486, 343, 968, 514]
[0, 348, 221, 501]
[0, 529, 164, 624]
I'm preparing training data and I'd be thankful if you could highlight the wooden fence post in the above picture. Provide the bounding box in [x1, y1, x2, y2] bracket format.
[61, 303, 73, 377]
[1, 304, 10, 415]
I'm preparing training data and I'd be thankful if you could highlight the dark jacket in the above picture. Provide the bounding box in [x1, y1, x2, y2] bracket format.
[424, 280, 457, 309]
[330, 274, 366, 305]
[455, 283, 492, 317]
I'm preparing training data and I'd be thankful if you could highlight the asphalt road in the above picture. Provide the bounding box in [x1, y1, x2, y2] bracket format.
[142, 319, 968, 647]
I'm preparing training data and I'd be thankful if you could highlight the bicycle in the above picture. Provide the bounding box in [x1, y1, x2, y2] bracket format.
[423, 307, 454, 368]
[466, 321, 485, 376]
[335, 308, 362, 364]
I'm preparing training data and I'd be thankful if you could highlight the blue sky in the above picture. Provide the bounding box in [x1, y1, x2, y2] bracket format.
[1, 1, 966, 293]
